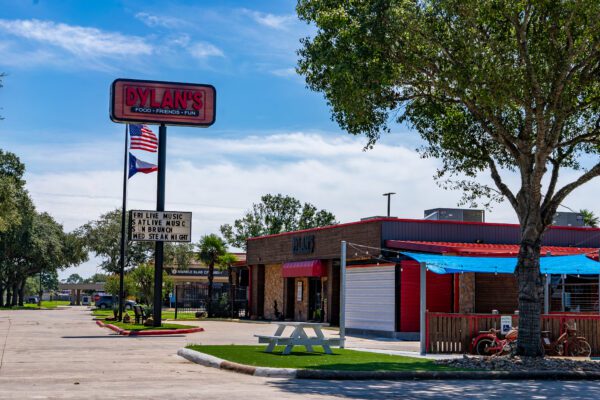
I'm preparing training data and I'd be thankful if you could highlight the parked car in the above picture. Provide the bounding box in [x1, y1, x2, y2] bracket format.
[95, 295, 136, 310]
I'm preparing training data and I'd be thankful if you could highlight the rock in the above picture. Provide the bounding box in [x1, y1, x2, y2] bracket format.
[144, 316, 154, 326]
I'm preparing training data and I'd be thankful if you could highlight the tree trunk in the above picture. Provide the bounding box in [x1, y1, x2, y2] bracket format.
[11, 283, 18, 306]
[228, 267, 234, 319]
[207, 261, 214, 317]
[18, 279, 25, 307]
[516, 237, 544, 356]
[6, 286, 11, 307]
[0, 284, 4, 307]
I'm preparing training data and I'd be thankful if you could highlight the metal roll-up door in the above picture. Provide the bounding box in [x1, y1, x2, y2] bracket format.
[346, 265, 396, 332]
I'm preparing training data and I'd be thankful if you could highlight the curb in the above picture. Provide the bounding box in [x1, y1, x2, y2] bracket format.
[96, 320, 204, 336]
[177, 348, 296, 378]
[177, 348, 600, 380]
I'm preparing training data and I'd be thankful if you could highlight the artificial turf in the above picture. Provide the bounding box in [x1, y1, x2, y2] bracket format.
[186, 345, 459, 372]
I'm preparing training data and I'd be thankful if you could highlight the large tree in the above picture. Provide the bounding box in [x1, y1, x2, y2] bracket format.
[77, 209, 153, 274]
[220, 194, 337, 249]
[297, 0, 600, 356]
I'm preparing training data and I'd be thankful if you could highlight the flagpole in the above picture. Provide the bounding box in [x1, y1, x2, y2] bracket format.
[118, 124, 129, 321]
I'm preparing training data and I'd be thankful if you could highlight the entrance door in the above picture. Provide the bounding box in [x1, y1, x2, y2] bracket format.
[308, 277, 323, 321]
[285, 278, 295, 319]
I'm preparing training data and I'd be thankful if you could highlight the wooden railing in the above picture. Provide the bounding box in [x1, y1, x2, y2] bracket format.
[426, 312, 600, 355]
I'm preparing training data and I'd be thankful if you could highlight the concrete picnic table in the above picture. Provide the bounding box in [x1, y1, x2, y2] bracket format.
[254, 321, 341, 355]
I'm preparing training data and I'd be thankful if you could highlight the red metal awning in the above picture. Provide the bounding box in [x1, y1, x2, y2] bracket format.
[282, 260, 326, 278]
[385, 240, 599, 258]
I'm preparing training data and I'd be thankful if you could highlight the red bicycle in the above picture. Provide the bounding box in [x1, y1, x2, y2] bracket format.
[471, 327, 518, 356]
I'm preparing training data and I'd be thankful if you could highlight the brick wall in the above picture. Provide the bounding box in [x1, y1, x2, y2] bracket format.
[263, 264, 284, 320]
[246, 220, 383, 265]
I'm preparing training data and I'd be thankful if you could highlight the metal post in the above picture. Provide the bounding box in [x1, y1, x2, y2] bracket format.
[118, 124, 129, 321]
[382, 192, 396, 217]
[38, 271, 42, 308]
[544, 251, 551, 315]
[544, 275, 550, 314]
[340, 241, 347, 348]
[174, 286, 178, 320]
[153, 123, 167, 327]
[598, 250, 600, 315]
[562, 274, 566, 312]
[420, 262, 427, 355]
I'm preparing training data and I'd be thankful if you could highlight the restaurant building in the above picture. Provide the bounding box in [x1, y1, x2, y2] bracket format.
[246, 215, 600, 337]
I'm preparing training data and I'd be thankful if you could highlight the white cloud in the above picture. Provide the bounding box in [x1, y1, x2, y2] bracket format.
[242, 9, 295, 30]
[188, 41, 224, 58]
[0, 19, 152, 57]
[270, 67, 297, 78]
[134, 12, 187, 29]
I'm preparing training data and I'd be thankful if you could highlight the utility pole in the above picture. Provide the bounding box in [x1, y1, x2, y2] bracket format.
[382, 192, 396, 217]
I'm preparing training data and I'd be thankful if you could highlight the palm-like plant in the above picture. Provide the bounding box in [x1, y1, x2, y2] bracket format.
[580, 209, 599, 228]
[197, 234, 227, 317]
[218, 252, 239, 318]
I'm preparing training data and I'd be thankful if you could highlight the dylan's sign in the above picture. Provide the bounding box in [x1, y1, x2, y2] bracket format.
[111, 78, 216, 127]
[292, 235, 315, 255]
[129, 210, 192, 242]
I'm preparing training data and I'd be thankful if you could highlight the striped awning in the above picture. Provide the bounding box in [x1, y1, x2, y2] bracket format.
[282, 260, 326, 278]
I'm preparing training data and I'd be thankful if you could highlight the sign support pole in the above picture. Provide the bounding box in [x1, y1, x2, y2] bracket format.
[420, 262, 427, 355]
[118, 124, 129, 321]
[153, 123, 167, 327]
[339, 241, 346, 348]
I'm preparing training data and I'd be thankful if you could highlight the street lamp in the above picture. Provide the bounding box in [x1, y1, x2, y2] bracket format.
[382, 192, 396, 217]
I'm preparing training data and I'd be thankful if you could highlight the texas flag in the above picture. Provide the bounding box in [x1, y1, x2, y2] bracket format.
[128, 153, 157, 178]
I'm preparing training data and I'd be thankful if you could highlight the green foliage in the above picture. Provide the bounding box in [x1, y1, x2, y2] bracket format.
[0, 149, 26, 232]
[84, 273, 108, 283]
[165, 242, 195, 268]
[128, 263, 173, 306]
[105, 273, 135, 298]
[297, 0, 600, 219]
[220, 194, 337, 249]
[580, 209, 599, 228]
[77, 209, 153, 274]
[197, 234, 228, 267]
[65, 273, 83, 284]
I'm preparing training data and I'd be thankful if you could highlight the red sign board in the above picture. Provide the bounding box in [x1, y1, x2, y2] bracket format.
[110, 78, 216, 127]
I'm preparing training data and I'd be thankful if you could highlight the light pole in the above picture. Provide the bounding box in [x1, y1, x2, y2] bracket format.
[382, 192, 396, 217]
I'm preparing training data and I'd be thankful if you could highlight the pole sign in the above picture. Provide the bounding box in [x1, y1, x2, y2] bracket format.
[110, 78, 216, 127]
[129, 210, 192, 242]
[500, 315, 512, 334]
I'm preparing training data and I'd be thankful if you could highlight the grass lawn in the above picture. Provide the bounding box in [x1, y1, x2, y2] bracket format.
[186, 345, 461, 372]
[92, 309, 199, 320]
[104, 321, 197, 331]
[1, 301, 71, 310]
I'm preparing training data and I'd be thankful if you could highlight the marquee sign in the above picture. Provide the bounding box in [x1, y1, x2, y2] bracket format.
[129, 210, 192, 242]
[110, 78, 216, 127]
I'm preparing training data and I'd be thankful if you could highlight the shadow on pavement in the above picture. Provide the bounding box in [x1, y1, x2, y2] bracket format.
[268, 378, 600, 399]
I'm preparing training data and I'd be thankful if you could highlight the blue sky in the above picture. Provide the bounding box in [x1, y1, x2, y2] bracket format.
[1, 1, 598, 279]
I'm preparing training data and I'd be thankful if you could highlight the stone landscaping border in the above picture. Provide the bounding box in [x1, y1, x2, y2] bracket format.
[177, 347, 600, 380]
[96, 320, 204, 336]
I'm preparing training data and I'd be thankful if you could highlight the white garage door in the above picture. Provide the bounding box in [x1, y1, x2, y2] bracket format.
[346, 264, 396, 332]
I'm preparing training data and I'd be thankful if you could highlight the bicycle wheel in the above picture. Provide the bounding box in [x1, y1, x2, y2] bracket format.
[568, 340, 592, 357]
[475, 338, 496, 356]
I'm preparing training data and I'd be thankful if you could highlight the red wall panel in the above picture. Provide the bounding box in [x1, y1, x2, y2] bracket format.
[399, 260, 453, 332]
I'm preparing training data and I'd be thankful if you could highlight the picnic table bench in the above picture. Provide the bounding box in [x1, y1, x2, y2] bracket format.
[255, 322, 341, 355]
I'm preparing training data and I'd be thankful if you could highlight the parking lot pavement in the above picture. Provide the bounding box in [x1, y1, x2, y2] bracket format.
[1, 307, 600, 400]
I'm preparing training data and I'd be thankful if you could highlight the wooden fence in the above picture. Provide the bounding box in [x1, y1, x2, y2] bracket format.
[426, 312, 600, 355]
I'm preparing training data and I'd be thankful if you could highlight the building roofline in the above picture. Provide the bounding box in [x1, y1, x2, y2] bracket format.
[246, 217, 600, 242]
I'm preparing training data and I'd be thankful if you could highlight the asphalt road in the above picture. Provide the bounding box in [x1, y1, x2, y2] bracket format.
[1, 307, 599, 399]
